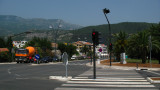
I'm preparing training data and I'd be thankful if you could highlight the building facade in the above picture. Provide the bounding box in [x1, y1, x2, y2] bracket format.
[13, 41, 28, 48]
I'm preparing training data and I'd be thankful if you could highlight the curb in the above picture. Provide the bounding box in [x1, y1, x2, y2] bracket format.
[30, 62, 62, 66]
[86, 61, 160, 71]
[49, 76, 72, 81]
[0, 62, 17, 64]
[147, 77, 160, 83]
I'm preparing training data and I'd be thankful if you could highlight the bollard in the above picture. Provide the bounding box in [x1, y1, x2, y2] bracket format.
[136, 63, 138, 69]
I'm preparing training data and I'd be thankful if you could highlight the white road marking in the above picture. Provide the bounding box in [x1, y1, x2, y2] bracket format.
[16, 78, 29, 80]
[67, 81, 150, 84]
[15, 74, 21, 76]
[62, 84, 155, 88]
[8, 69, 11, 74]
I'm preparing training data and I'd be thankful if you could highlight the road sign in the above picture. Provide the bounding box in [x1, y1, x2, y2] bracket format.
[35, 54, 40, 60]
[99, 48, 102, 52]
[62, 52, 68, 65]
[62, 52, 68, 78]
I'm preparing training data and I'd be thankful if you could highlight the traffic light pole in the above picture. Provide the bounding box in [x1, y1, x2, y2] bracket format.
[93, 42, 96, 79]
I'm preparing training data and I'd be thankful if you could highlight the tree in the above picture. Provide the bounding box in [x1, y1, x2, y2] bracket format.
[127, 31, 149, 63]
[0, 51, 10, 62]
[66, 44, 78, 59]
[0, 37, 6, 48]
[6, 37, 13, 53]
[58, 43, 66, 55]
[25, 37, 52, 57]
[80, 45, 89, 55]
[58, 43, 78, 60]
[113, 31, 128, 61]
[149, 23, 160, 64]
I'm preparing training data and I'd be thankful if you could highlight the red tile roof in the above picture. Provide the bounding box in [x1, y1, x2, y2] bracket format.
[0, 48, 9, 52]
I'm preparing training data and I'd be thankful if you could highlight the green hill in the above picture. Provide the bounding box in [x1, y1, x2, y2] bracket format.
[12, 22, 156, 45]
[70, 22, 156, 44]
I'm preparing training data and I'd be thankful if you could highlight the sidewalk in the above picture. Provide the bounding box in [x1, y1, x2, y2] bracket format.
[86, 60, 160, 71]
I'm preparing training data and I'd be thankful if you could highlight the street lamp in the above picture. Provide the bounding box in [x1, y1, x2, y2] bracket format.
[103, 8, 112, 66]
[49, 21, 62, 60]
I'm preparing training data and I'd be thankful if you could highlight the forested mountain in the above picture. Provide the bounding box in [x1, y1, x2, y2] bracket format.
[0, 15, 82, 36]
[0, 15, 156, 44]
[70, 22, 156, 44]
[12, 22, 156, 44]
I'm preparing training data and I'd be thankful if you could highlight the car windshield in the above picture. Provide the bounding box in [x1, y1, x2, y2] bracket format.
[16, 49, 28, 54]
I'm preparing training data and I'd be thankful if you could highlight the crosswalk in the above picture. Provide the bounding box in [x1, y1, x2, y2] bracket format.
[55, 77, 156, 90]
[55, 68, 158, 90]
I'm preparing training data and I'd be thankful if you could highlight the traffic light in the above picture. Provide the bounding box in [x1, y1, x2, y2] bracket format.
[109, 43, 112, 51]
[92, 31, 101, 45]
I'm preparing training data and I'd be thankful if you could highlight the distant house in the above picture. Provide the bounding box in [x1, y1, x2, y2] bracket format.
[0, 48, 9, 53]
[51, 43, 58, 49]
[72, 41, 92, 55]
[13, 41, 28, 48]
[51, 43, 61, 55]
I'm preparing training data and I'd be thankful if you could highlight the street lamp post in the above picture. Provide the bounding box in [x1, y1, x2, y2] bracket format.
[103, 8, 112, 66]
[50, 21, 62, 61]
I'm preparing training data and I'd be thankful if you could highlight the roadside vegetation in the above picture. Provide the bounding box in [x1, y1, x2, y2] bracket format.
[112, 23, 160, 64]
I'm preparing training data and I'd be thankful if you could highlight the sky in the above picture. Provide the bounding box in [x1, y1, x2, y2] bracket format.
[0, 0, 160, 26]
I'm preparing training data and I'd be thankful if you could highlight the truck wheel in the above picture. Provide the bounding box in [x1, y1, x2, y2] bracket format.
[17, 61, 19, 63]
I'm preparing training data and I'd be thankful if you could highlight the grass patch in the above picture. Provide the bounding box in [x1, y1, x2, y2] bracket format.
[126, 58, 159, 64]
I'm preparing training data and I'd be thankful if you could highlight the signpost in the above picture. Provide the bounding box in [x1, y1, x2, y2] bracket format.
[35, 54, 40, 64]
[62, 52, 68, 78]
[99, 48, 102, 52]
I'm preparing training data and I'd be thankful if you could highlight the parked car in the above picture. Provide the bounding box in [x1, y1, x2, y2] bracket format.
[52, 56, 58, 62]
[40, 56, 52, 63]
[77, 56, 84, 60]
[71, 55, 78, 60]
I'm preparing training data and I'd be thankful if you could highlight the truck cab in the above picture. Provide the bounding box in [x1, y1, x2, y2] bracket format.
[15, 49, 29, 63]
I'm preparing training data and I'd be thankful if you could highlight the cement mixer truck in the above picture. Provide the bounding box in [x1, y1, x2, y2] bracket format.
[15, 46, 36, 63]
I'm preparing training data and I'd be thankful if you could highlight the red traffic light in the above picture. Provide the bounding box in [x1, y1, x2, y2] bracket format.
[92, 32, 96, 35]
[109, 43, 112, 50]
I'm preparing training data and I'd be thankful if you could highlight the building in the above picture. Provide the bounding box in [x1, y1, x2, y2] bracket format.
[72, 41, 92, 56]
[13, 41, 28, 48]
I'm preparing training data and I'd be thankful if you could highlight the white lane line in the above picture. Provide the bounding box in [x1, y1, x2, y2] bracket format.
[8, 69, 11, 74]
[62, 84, 155, 87]
[15, 74, 21, 77]
[67, 81, 151, 84]
[16, 78, 29, 80]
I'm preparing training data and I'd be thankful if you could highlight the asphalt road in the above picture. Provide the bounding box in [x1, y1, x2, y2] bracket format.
[0, 60, 91, 90]
[0, 60, 160, 90]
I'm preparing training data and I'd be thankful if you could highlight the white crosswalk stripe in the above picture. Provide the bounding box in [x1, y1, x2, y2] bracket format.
[55, 76, 156, 90]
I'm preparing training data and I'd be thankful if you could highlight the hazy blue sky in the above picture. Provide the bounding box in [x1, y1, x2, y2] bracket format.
[0, 0, 160, 26]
